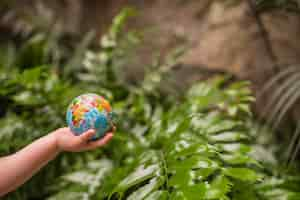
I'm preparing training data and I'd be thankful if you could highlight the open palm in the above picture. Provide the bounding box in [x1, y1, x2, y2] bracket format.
[54, 127, 114, 152]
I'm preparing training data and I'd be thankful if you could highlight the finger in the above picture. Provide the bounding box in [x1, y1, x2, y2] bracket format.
[84, 133, 114, 150]
[78, 129, 96, 143]
[55, 127, 70, 134]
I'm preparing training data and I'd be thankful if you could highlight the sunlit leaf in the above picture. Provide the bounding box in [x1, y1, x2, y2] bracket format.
[127, 178, 164, 200]
[144, 190, 168, 200]
[204, 175, 232, 199]
[115, 164, 160, 193]
[223, 168, 262, 182]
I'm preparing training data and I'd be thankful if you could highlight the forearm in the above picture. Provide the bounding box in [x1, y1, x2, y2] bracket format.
[0, 132, 60, 196]
[0, 127, 113, 197]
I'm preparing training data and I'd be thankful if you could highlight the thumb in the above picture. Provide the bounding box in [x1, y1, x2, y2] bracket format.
[79, 129, 96, 143]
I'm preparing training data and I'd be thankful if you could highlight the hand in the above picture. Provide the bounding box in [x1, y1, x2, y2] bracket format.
[53, 127, 114, 152]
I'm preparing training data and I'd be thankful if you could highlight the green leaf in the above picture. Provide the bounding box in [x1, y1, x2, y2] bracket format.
[223, 168, 261, 182]
[220, 153, 258, 165]
[115, 164, 159, 193]
[62, 171, 95, 186]
[168, 143, 215, 159]
[228, 106, 238, 116]
[170, 183, 207, 200]
[238, 104, 252, 116]
[209, 131, 248, 142]
[168, 156, 219, 172]
[13, 91, 44, 105]
[194, 168, 218, 181]
[169, 170, 194, 188]
[206, 120, 242, 134]
[127, 178, 164, 200]
[144, 190, 168, 200]
[219, 143, 251, 154]
[18, 66, 45, 88]
[231, 182, 258, 200]
[110, 7, 137, 39]
[193, 114, 242, 135]
[204, 175, 232, 199]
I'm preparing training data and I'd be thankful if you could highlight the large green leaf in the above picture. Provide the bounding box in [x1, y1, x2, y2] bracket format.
[169, 183, 207, 200]
[204, 175, 232, 200]
[127, 178, 164, 200]
[223, 168, 262, 182]
[115, 164, 160, 193]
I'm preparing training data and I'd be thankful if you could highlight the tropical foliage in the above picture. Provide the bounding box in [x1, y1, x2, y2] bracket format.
[0, 8, 300, 200]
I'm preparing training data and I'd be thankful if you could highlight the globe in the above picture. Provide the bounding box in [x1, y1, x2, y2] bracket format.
[66, 93, 116, 140]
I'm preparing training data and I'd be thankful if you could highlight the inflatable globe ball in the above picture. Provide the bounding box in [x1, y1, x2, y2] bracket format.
[66, 93, 116, 140]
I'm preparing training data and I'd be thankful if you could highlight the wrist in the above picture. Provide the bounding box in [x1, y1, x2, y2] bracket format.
[51, 130, 63, 154]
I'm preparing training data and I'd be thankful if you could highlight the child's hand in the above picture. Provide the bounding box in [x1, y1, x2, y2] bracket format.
[0, 127, 115, 195]
[53, 127, 114, 152]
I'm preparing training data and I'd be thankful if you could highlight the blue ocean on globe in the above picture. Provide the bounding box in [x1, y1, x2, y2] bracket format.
[66, 93, 115, 140]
